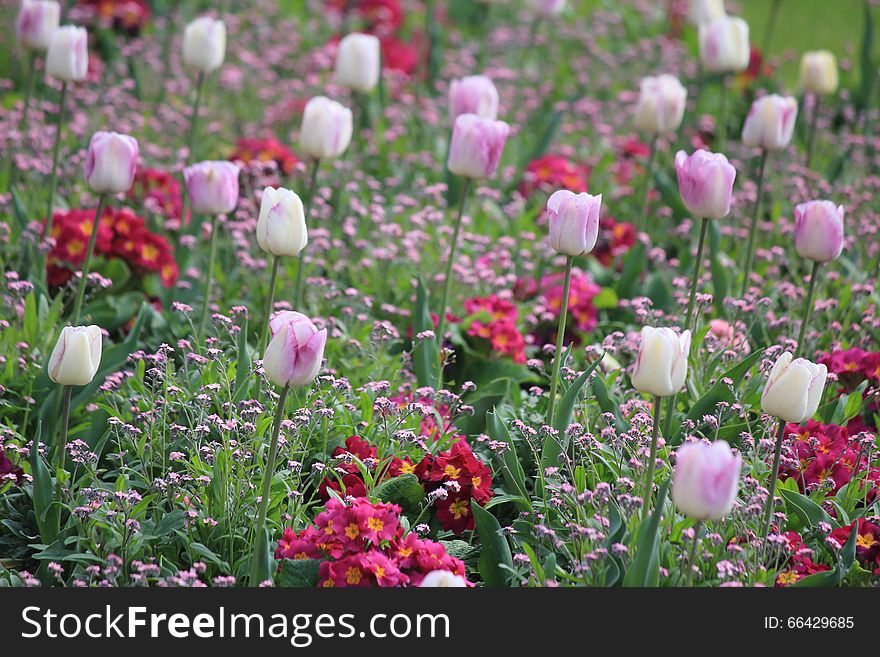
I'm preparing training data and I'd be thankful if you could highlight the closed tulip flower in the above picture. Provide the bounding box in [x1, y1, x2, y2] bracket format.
[672, 440, 741, 520]
[16, 0, 60, 51]
[741, 94, 798, 152]
[547, 189, 601, 256]
[263, 311, 328, 388]
[85, 131, 139, 195]
[794, 200, 844, 263]
[182, 16, 226, 73]
[334, 33, 381, 93]
[46, 25, 88, 82]
[761, 352, 827, 423]
[299, 96, 353, 161]
[48, 325, 102, 386]
[674, 149, 736, 220]
[256, 187, 307, 257]
[699, 15, 749, 73]
[526, 0, 566, 16]
[449, 75, 500, 123]
[419, 571, 469, 587]
[447, 113, 510, 180]
[634, 74, 687, 135]
[687, 0, 726, 25]
[184, 161, 240, 215]
[800, 50, 838, 96]
[632, 326, 691, 398]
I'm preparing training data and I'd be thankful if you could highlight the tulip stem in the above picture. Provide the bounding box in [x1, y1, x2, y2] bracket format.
[293, 159, 321, 309]
[740, 149, 768, 297]
[805, 95, 821, 170]
[43, 82, 69, 250]
[55, 385, 72, 494]
[760, 419, 787, 542]
[70, 194, 109, 325]
[794, 260, 820, 358]
[717, 75, 728, 150]
[684, 216, 708, 331]
[436, 177, 471, 388]
[260, 255, 281, 355]
[641, 395, 663, 520]
[687, 521, 704, 586]
[199, 214, 220, 335]
[546, 256, 574, 427]
[636, 135, 658, 235]
[185, 72, 205, 164]
[250, 384, 289, 587]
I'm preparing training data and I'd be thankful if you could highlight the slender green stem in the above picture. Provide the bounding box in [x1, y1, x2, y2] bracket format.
[293, 159, 321, 309]
[546, 256, 574, 427]
[761, 0, 782, 56]
[805, 95, 821, 170]
[250, 384, 290, 587]
[70, 195, 109, 325]
[44, 82, 69, 242]
[636, 135, 658, 234]
[259, 255, 281, 354]
[19, 53, 38, 131]
[760, 420, 787, 542]
[687, 521, 704, 586]
[794, 260, 820, 358]
[740, 149, 769, 297]
[641, 396, 663, 520]
[717, 75, 728, 150]
[185, 72, 205, 163]
[56, 385, 72, 494]
[684, 217, 708, 331]
[436, 178, 472, 387]
[199, 214, 220, 334]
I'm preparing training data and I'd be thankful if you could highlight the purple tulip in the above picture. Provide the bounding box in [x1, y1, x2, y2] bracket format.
[547, 190, 601, 256]
[672, 440, 741, 521]
[263, 311, 328, 388]
[447, 113, 510, 180]
[16, 0, 60, 52]
[794, 200, 844, 263]
[85, 131, 139, 195]
[184, 161, 241, 215]
[674, 149, 736, 220]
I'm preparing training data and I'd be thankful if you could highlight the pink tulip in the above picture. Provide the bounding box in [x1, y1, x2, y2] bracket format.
[184, 161, 241, 215]
[263, 311, 328, 388]
[794, 200, 844, 263]
[741, 94, 798, 152]
[674, 149, 736, 220]
[672, 440, 741, 520]
[85, 131, 139, 195]
[449, 75, 500, 123]
[547, 190, 601, 256]
[16, 0, 60, 52]
[447, 113, 510, 180]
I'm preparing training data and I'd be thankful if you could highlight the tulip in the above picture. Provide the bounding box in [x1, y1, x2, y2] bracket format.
[526, 0, 566, 17]
[17, 0, 60, 52]
[448, 75, 500, 123]
[334, 33, 381, 93]
[634, 75, 688, 135]
[419, 571, 469, 587]
[84, 131, 139, 195]
[182, 16, 226, 74]
[46, 25, 88, 82]
[447, 113, 510, 180]
[299, 96, 354, 161]
[672, 440, 741, 521]
[794, 201, 844, 264]
[184, 161, 241, 216]
[741, 94, 798, 152]
[800, 50, 838, 96]
[686, 0, 725, 25]
[48, 325, 103, 387]
[759, 352, 827, 539]
[698, 16, 749, 74]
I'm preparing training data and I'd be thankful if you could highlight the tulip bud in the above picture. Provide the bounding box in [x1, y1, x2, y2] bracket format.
[256, 187, 307, 257]
[800, 50, 838, 96]
[794, 200, 844, 263]
[674, 149, 736, 220]
[447, 113, 510, 180]
[182, 16, 226, 73]
[263, 311, 328, 388]
[48, 325, 102, 386]
[184, 161, 240, 216]
[672, 440, 741, 521]
[334, 33, 381, 93]
[547, 189, 601, 256]
[634, 74, 687, 135]
[699, 16, 750, 73]
[686, 0, 726, 25]
[16, 0, 60, 52]
[419, 571, 469, 587]
[741, 94, 798, 152]
[631, 326, 691, 398]
[46, 25, 89, 82]
[761, 352, 827, 423]
[299, 96, 353, 161]
[449, 75, 500, 123]
[526, 0, 566, 16]
[85, 131, 139, 195]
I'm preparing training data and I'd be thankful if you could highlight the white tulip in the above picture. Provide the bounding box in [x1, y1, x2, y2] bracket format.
[256, 187, 308, 257]
[46, 25, 88, 82]
[334, 33, 381, 93]
[760, 352, 827, 423]
[48, 325, 103, 386]
[182, 17, 226, 74]
[800, 51, 838, 96]
[632, 326, 691, 398]
[419, 570, 469, 587]
[299, 96, 353, 161]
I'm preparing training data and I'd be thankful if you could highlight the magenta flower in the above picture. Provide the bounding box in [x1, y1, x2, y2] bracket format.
[263, 311, 328, 388]
[674, 149, 736, 220]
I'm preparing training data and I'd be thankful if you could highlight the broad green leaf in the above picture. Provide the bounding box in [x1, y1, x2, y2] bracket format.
[277, 558, 321, 587]
[623, 478, 670, 588]
[486, 408, 530, 510]
[373, 474, 425, 515]
[542, 357, 603, 471]
[472, 500, 514, 587]
[412, 277, 440, 389]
